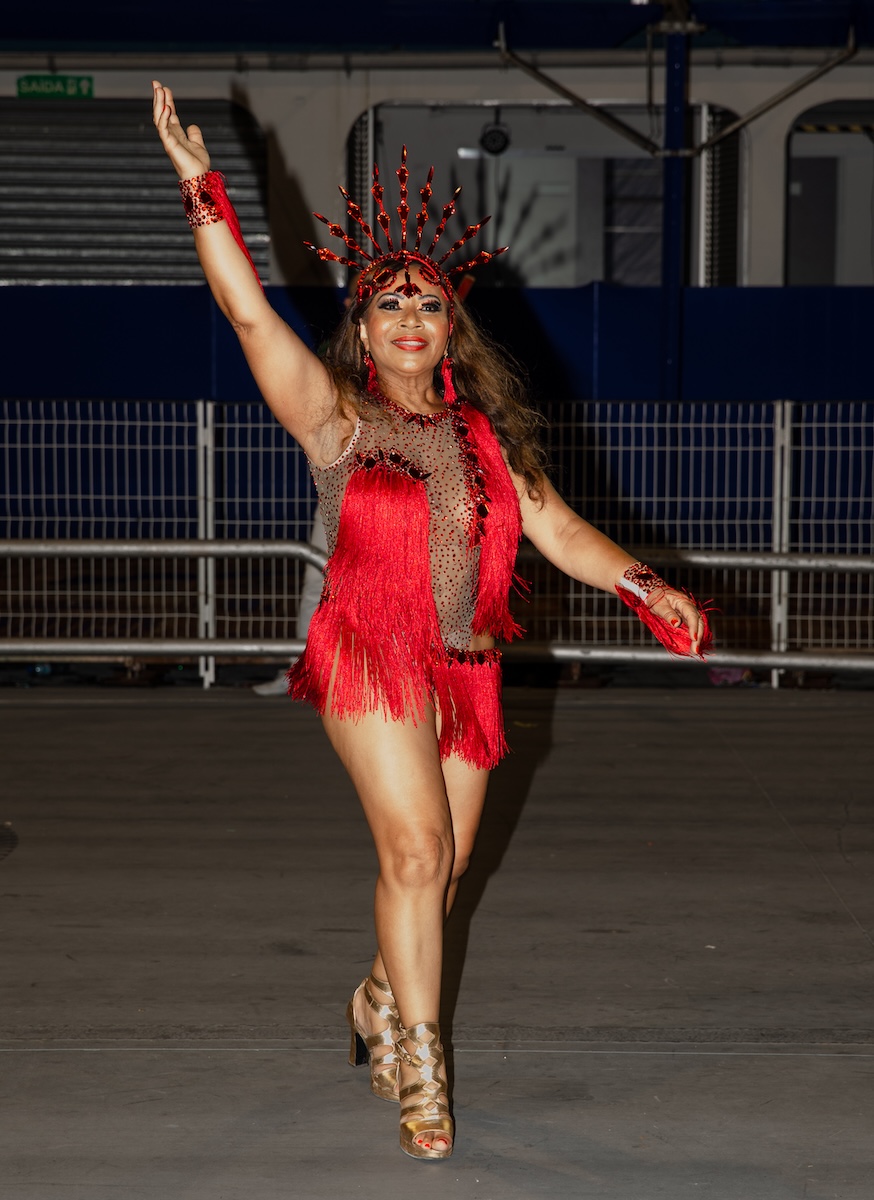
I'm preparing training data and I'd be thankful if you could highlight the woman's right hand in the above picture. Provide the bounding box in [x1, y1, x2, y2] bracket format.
[152, 80, 210, 180]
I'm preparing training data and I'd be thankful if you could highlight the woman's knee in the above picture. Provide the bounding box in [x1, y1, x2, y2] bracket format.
[381, 829, 452, 891]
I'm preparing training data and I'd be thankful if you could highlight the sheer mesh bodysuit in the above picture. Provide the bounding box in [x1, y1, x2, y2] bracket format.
[314, 397, 479, 649]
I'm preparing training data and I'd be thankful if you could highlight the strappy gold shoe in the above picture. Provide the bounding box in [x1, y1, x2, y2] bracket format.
[345, 973, 400, 1104]
[397, 1021, 454, 1160]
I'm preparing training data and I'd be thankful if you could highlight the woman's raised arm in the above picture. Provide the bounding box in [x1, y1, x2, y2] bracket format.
[151, 81, 348, 462]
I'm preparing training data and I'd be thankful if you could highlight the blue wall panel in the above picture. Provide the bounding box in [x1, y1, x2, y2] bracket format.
[3, 284, 873, 403]
[682, 287, 874, 402]
[0, 286, 340, 403]
[1, 287, 212, 401]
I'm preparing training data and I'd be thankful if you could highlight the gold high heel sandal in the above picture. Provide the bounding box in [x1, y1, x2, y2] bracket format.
[345, 973, 401, 1104]
[397, 1022, 454, 1160]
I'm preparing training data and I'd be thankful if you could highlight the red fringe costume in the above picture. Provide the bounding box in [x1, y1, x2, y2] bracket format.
[176, 164, 712, 770]
[287, 394, 522, 770]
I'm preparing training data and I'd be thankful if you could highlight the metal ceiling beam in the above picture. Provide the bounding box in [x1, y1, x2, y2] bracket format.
[494, 23, 661, 157]
[494, 23, 860, 161]
[697, 29, 858, 154]
[2, 46, 872, 72]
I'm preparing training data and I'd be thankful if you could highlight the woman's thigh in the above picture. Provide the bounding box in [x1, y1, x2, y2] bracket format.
[322, 706, 491, 873]
[321, 706, 454, 856]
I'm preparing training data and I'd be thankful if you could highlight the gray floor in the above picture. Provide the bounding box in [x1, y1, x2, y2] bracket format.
[2, 686, 872, 1199]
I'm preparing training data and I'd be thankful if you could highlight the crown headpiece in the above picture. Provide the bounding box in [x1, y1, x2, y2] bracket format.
[304, 146, 508, 305]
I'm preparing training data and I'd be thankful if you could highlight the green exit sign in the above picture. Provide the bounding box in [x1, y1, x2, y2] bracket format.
[17, 75, 94, 99]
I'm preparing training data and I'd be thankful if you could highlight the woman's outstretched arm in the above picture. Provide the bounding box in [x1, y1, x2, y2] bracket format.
[151, 81, 350, 464]
[518, 476, 707, 655]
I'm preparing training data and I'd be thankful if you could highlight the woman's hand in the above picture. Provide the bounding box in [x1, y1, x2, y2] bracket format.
[152, 80, 210, 180]
[646, 588, 706, 657]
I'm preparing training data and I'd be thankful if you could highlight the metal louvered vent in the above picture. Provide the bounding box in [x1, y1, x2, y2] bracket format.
[346, 107, 375, 273]
[347, 109, 374, 216]
[0, 99, 269, 285]
[703, 107, 739, 287]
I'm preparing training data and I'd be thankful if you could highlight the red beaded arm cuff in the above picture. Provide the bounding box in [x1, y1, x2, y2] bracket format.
[178, 172, 224, 228]
[178, 170, 263, 287]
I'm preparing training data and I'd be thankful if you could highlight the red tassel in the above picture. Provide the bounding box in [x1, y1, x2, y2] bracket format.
[207, 171, 263, 289]
[460, 404, 524, 641]
[433, 650, 507, 769]
[364, 351, 379, 395]
[441, 355, 457, 406]
[616, 586, 715, 659]
[288, 465, 442, 720]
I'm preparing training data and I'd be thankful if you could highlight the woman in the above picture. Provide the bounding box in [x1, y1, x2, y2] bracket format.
[152, 81, 709, 1161]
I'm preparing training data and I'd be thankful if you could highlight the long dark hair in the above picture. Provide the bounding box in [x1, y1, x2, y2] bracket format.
[323, 286, 548, 500]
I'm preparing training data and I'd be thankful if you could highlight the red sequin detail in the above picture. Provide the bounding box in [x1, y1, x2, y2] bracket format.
[353, 447, 431, 481]
[436, 218, 491, 266]
[447, 246, 510, 276]
[425, 191, 462, 259]
[415, 167, 434, 252]
[313, 212, 373, 261]
[396, 145, 410, 250]
[451, 409, 490, 547]
[179, 176, 221, 227]
[339, 186, 382, 255]
[621, 562, 669, 599]
[367, 388, 453, 429]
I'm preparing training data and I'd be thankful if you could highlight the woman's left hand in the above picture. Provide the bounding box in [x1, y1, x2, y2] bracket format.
[647, 589, 706, 656]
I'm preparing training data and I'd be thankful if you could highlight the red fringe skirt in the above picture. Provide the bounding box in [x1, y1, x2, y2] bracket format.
[288, 645, 507, 771]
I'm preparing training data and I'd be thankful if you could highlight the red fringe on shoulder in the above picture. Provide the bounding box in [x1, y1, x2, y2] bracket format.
[210, 172, 264, 289]
[460, 404, 524, 641]
[288, 465, 442, 720]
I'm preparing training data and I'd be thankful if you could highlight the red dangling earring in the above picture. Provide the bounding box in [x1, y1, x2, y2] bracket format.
[441, 354, 458, 406]
[362, 349, 379, 395]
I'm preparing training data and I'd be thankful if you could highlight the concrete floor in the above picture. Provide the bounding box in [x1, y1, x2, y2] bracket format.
[1, 686, 872, 1199]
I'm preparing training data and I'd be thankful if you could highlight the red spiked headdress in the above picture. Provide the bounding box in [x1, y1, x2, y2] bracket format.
[303, 146, 508, 305]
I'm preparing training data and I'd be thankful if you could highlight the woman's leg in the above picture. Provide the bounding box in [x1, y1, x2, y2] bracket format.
[369, 751, 490, 982]
[322, 705, 453, 1027]
[442, 753, 491, 913]
[325, 710, 488, 1154]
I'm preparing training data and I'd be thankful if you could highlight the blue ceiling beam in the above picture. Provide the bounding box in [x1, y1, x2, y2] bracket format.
[4, 2, 874, 54]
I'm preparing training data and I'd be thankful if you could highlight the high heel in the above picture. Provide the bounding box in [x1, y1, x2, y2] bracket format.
[397, 1022, 454, 1160]
[345, 973, 400, 1104]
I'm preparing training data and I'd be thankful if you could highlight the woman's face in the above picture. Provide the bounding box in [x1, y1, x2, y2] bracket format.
[358, 265, 450, 383]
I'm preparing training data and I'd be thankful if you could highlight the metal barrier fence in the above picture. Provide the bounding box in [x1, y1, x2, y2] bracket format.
[1, 398, 872, 685]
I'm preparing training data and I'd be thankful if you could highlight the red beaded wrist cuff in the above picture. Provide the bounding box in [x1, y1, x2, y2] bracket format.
[616, 564, 715, 659]
[178, 172, 224, 229]
[620, 562, 669, 604]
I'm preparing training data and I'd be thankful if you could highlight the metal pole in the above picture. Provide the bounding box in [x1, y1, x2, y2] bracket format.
[770, 400, 793, 688]
[2, 542, 870, 573]
[661, 28, 690, 403]
[196, 399, 216, 689]
[696, 103, 710, 287]
[0, 639, 869, 673]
